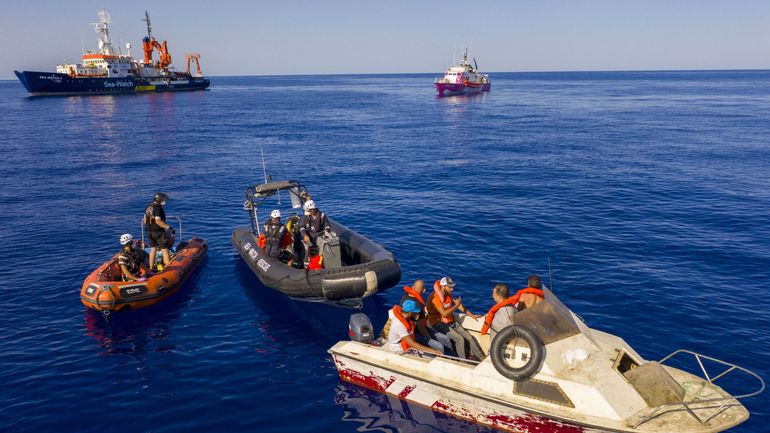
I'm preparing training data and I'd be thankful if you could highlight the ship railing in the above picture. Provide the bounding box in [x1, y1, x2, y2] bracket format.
[633, 349, 764, 428]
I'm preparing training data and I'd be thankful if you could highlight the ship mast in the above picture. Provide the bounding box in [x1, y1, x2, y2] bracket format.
[91, 10, 115, 55]
[143, 11, 153, 39]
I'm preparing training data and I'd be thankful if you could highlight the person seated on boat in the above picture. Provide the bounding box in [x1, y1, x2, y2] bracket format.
[480, 276, 546, 337]
[263, 209, 286, 258]
[386, 300, 443, 356]
[118, 233, 150, 282]
[143, 192, 173, 271]
[517, 274, 545, 310]
[262, 209, 296, 266]
[426, 277, 486, 361]
[506, 274, 546, 312]
[401, 280, 452, 354]
[480, 284, 516, 338]
[299, 200, 330, 261]
[307, 245, 324, 271]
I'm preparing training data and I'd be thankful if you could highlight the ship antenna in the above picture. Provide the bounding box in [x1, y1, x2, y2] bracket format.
[260, 146, 269, 184]
[547, 256, 554, 292]
[143, 11, 153, 39]
[81, 32, 85, 55]
[259, 146, 279, 204]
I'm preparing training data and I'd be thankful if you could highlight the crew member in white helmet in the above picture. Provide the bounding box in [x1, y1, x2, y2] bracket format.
[298, 200, 330, 263]
[263, 209, 288, 260]
[117, 233, 150, 281]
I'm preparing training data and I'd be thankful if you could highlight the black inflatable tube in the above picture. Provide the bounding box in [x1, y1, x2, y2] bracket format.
[490, 324, 545, 381]
[231, 217, 401, 302]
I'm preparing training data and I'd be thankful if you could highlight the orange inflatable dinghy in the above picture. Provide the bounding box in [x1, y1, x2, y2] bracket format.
[80, 237, 207, 313]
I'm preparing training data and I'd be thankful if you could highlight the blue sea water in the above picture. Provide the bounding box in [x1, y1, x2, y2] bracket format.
[0, 71, 769, 433]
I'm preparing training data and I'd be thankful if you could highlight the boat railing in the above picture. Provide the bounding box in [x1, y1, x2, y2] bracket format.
[633, 349, 765, 428]
[410, 349, 482, 366]
[140, 215, 183, 248]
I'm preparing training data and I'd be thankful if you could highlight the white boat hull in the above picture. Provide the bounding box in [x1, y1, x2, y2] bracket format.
[332, 351, 606, 433]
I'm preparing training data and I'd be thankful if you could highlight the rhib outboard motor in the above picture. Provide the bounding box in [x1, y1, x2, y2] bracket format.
[348, 313, 373, 343]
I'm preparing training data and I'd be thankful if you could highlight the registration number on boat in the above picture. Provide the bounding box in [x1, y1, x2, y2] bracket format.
[257, 259, 270, 272]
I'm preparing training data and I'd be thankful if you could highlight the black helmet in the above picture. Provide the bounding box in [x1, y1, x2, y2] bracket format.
[153, 192, 169, 204]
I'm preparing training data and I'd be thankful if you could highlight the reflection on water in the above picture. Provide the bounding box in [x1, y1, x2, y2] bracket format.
[436, 92, 489, 134]
[334, 383, 496, 433]
[147, 92, 179, 143]
[81, 264, 203, 359]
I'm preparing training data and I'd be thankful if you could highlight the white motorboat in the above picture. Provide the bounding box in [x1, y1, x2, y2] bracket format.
[329, 288, 763, 433]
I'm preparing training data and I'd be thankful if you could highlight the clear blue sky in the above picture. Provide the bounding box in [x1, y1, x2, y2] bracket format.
[2, 0, 769, 79]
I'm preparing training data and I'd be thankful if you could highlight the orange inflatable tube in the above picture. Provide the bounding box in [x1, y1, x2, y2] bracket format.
[80, 237, 208, 313]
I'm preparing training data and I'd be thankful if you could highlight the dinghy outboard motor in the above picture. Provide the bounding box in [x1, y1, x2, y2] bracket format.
[348, 313, 374, 343]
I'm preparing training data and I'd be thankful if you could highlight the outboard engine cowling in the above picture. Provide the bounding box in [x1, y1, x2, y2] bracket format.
[348, 313, 374, 343]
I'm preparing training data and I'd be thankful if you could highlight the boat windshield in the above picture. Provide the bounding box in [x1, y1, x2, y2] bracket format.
[510, 287, 582, 345]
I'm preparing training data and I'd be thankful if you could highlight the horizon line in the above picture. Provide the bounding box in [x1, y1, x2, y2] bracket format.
[2, 67, 769, 82]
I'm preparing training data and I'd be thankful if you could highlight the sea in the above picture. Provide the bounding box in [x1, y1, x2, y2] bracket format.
[0, 71, 768, 433]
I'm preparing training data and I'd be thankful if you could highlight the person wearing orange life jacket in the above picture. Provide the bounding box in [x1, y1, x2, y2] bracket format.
[386, 300, 442, 355]
[480, 275, 546, 337]
[481, 284, 516, 339]
[426, 277, 486, 360]
[399, 280, 450, 354]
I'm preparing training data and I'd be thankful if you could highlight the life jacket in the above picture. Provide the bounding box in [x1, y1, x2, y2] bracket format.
[285, 215, 300, 234]
[402, 286, 427, 326]
[257, 233, 266, 249]
[280, 229, 293, 248]
[402, 286, 425, 306]
[117, 249, 139, 280]
[301, 212, 328, 238]
[308, 255, 323, 270]
[144, 203, 165, 232]
[427, 279, 453, 325]
[392, 304, 415, 351]
[263, 220, 285, 245]
[480, 287, 545, 335]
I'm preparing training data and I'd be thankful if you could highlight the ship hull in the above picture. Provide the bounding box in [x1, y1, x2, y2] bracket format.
[14, 71, 210, 96]
[435, 81, 491, 97]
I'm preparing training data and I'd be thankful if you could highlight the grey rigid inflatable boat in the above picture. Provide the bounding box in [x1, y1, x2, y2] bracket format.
[232, 180, 401, 307]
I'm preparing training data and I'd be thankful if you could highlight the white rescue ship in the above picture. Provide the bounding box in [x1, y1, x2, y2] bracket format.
[329, 287, 763, 433]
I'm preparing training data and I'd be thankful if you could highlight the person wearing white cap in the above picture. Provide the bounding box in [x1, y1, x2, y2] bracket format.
[262, 209, 288, 260]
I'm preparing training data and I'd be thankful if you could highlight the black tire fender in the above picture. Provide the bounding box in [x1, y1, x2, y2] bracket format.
[490, 324, 545, 381]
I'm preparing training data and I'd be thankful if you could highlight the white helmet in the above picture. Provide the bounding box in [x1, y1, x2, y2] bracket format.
[304, 200, 316, 211]
[120, 233, 133, 245]
[270, 209, 281, 219]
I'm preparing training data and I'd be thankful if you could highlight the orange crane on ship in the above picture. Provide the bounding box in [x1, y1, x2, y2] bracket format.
[140, 11, 172, 69]
[185, 53, 203, 76]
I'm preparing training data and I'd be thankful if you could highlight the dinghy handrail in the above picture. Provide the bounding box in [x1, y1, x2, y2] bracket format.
[140, 215, 183, 248]
[633, 349, 764, 428]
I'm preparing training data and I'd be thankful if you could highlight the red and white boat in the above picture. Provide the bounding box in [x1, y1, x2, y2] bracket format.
[434, 48, 491, 97]
[329, 287, 763, 433]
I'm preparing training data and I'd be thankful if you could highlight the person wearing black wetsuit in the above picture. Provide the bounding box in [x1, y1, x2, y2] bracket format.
[144, 192, 173, 270]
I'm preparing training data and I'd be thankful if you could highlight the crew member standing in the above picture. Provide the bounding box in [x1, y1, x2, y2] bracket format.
[144, 192, 173, 271]
[298, 200, 330, 262]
